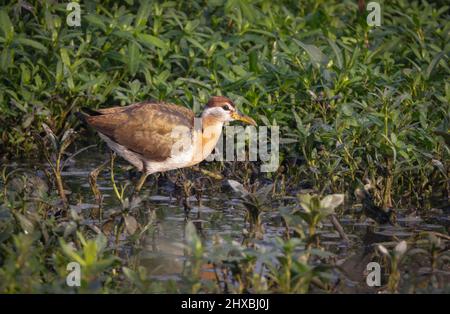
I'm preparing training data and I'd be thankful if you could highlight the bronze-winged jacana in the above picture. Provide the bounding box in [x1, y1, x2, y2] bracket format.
[76, 96, 256, 193]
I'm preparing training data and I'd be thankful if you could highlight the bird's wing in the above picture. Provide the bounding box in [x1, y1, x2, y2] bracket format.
[92, 102, 145, 115]
[85, 102, 195, 161]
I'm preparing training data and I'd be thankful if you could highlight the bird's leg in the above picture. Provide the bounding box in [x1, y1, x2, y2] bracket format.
[134, 172, 149, 195]
[88, 159, 109, 219]
[131, 161, 151, 195]
[177, 170, 193, 217]
[182, 179, 193, 216]
[194, 179, 205, 221]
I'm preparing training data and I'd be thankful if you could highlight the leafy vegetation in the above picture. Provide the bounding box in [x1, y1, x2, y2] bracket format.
[0, 0, 449, 293]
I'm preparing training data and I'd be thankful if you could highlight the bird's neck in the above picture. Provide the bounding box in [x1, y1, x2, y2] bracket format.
[192, 115, 224, 163]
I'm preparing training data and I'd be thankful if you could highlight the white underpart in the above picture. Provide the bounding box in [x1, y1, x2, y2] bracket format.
[99, 117, 225, 175]
[148, 130, 196, 173]
[99, 133, 145, 171]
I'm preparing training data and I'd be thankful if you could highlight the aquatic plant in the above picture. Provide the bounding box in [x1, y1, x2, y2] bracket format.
[227, 179, 272, 238]
[378, 240, 408, 293]
[37, 124, 77, 205]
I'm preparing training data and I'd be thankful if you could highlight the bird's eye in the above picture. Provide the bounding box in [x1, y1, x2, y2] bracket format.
[222, 105, 230, 111]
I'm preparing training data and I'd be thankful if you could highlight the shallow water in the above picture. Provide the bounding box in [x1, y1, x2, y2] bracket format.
[3, 151, 449, 292]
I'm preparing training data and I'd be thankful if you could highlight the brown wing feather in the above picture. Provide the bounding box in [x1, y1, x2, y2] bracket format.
[93, 103, 142, 115]
[85, 102, 195, 161]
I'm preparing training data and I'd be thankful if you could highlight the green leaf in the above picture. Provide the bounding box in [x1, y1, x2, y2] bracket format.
[249, 50, 258, 72]
[83, 240, 98, 266]
[20, 63, 30, 84]
[0, 10, 14, 42]
[67, 75, 75, 91]
[226, 0, 256, 22]
[60, 48, 71, 67]
[122, 267, 141, 285]
[60, 239, 86, 266]
[137, 33, 168, 50]
[56, 60, 63, 84]
[327, 38, 342, 69]
[13, 212, 34, 235]
[320, 194, 344, 215]
[185, 37, 207, 53]
[21, 114, 34, 129]
[390, 133, 398, 145]
[434, 130, 450, 146]
[425, 51, 445, 80]
[0, 48, 10, 71]
[294, 39, 328, 67]
[91, 257, 116, 272]
[127, 40, 140, 75]
[85, 14, 106, 32]
[297, 194, 312, 213]
[135, 0, 151, 27]
[185, 221, 202, 256]
[95, 233, 108, 253]
[309, 249, 335, 258]
[14, 37, 48, 53]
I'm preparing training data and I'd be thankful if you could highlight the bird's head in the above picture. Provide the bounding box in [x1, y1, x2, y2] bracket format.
[202, 96, 256, 126]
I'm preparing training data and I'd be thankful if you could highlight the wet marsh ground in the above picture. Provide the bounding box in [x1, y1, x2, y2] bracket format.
[0, 0, 449, 293]
[1, 150, 448, 293]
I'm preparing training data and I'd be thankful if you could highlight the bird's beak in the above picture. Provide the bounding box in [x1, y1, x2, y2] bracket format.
[231, 111, 257, 126]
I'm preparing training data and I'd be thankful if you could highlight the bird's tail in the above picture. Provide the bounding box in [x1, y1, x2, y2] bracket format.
[75, 111, 88, 123]
[75, 107, 102, 124]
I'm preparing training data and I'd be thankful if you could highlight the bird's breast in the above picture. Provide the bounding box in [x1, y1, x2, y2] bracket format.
[144, 120, 223, 172]
[190, 123, 223, 165]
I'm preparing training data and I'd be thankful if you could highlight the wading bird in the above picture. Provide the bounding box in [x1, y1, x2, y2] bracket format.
[76, 96, 256, 193]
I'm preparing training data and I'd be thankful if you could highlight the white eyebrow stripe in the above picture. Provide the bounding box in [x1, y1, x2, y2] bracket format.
[223, 102, 235, 109]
